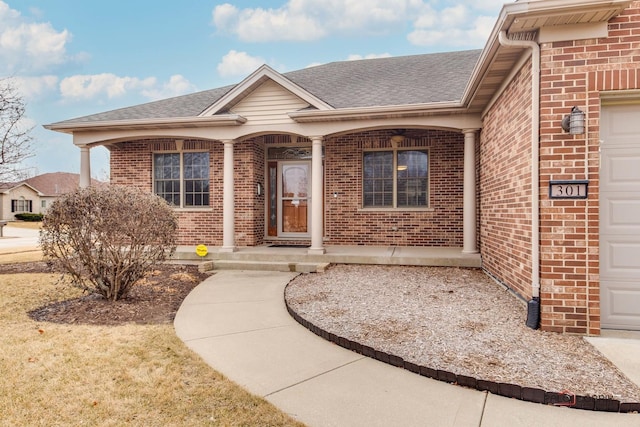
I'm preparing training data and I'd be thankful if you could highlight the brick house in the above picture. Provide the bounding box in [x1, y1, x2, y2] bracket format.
[46, 0, 640, 334]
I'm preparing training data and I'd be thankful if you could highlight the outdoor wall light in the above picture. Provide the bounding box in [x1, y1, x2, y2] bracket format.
[561, 106, 586, 135]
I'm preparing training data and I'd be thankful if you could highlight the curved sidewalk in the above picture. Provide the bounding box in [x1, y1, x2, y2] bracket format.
[174, 270, 640, 427]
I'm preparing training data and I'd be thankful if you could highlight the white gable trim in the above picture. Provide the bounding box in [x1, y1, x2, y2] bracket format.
[1, 182, 43, 196]
[199, 64, 333, 117]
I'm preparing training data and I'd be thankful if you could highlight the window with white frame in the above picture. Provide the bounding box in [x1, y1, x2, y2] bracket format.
[153, 152, 210, 207]
[363, 149, 428, 208]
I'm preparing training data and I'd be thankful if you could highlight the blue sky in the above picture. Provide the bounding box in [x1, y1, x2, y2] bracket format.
[0, 0, 507, 180]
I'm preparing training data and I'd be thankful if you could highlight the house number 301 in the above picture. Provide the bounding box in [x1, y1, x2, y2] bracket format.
[549, 180, 589, 199]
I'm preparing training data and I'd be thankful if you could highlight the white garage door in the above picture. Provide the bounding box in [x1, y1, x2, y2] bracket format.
[601, 103, 640, 330]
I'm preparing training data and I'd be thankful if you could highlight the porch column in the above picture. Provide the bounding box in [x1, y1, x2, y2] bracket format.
[79, 146, 91, 188]
[220, 139, 236, 252]
[308, 136, 325, 255]
[462, 129, 478, 254]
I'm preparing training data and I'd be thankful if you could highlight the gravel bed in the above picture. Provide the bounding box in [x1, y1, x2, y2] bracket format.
[285, 264, 640, 403]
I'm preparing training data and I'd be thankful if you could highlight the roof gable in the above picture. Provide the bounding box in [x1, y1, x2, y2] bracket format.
[0, 182, 42, 196]
[200, 64, 333, 116]
[229, 80, 313, 125]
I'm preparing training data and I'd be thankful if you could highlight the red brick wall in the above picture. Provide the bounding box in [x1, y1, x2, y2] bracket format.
[324, 130, 464, 246]
[107, 137, 276, 247]
[480, 59, 534, 301]
[110, 138, 228, 246]
[109, 132, 461, 248]
[537, 2, 640, 334]
[235, 138, 265, 246]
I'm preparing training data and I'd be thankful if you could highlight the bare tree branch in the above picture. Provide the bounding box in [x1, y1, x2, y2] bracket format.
[0, 78, 34, 182]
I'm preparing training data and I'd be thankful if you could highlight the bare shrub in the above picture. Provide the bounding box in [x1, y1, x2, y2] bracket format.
[40, 186, 178, 301]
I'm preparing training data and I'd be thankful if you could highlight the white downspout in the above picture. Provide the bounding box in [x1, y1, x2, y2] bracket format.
[498, 31, 541, 324]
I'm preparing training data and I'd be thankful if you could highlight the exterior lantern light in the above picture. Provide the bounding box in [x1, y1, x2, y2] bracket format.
[561, 106, 586, 135]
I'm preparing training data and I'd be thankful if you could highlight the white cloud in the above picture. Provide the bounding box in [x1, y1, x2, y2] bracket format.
[59, 73, 157, 101]
[212, 3, 239, 29]
[212, 0, 421, 42]
[0, 0, 19, 23]
[10, 75, 58, 99]
[141, 74, 197, 100]
[306, 52, 392, 68]
[59, 73, 198, 102]
[0, 1, 72, 73]
[347, 53, 392, 61]
[458, 0, 509, 13]
[217, 50, 265, 78]
[408, 3, 498, 47]
[213, 2, 325, 42]
[212, 1, 502, 48]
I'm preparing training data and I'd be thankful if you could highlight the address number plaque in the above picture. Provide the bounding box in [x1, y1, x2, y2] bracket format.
[549, 180, 589, 199]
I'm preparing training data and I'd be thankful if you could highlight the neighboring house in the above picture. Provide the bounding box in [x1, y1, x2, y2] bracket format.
[45, 0, 640, 335]
[0, 172, 104, 220]
[0, 182, 43, 220]
[24, 172, 105, 213]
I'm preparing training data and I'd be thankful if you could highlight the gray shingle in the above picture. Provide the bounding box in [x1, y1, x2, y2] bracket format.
[54, 85, 235, 125]
[49, 49, 481, 126]
[284, 49, 482, 108]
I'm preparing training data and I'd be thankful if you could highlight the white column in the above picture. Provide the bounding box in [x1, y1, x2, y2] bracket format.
[79, 146, 91, 188]
[220, 140, 236, 252]
[462, 129, 478, 254]
[308, 136, 325, 255]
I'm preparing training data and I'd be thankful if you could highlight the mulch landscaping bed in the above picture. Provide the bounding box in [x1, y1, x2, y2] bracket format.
[0, 262, 210, 325]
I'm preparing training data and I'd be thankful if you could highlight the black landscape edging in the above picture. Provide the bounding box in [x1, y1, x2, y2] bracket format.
[284, 296, 640, 414]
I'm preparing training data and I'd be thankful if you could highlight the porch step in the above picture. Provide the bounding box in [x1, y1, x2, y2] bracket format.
[199, 260, 330, 274]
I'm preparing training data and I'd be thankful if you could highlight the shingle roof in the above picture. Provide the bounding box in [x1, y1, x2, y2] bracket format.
[285, 50, 481, 108]
[49, 49, 482, 126]
[23, 172, 106, 196]
[56, 86, 236, 125]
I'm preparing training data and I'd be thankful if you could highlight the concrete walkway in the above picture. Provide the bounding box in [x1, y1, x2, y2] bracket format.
[174, 270, 640, 427]
[0, 224, 39, 252]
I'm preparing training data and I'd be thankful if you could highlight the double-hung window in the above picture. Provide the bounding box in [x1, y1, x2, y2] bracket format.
[11, 198, 32, 213]
[363, 149, 428, 208]
[154, 152, 210, 207]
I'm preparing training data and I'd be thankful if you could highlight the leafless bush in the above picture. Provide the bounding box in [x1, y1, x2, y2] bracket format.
[40, 186, 178, 301]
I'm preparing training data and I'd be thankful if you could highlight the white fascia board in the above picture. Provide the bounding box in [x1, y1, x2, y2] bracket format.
[44, 115, 247, 134]
[513, 0, 632, 15]
[199, 64, 333, 117]
[5, 182, 42, 196]
[288, 102, 465, 122]
[539, 21, 608, 43]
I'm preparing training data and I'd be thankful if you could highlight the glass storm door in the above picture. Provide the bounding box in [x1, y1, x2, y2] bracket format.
[279, 162, 310, 236]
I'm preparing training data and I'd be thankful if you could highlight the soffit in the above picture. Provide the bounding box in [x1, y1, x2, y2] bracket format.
[508, 2, 629, 33]
[465, 0, 632, 113]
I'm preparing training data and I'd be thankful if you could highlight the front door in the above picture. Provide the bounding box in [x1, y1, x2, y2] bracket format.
[268, 161, 311, 237]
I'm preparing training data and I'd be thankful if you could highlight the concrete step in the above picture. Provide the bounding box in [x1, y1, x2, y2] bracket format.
[199, 260, 330, 274]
